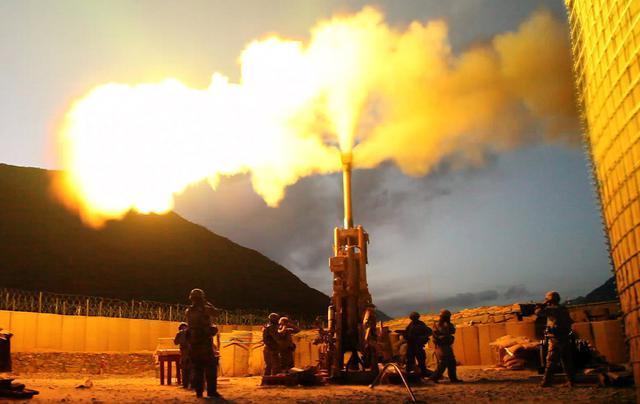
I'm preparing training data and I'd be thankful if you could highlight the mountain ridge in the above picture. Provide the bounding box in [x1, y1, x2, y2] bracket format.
[0, 163, 329, 316]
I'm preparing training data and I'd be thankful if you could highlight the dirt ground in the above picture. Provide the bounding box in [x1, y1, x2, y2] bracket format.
[3, 367, 636, 403]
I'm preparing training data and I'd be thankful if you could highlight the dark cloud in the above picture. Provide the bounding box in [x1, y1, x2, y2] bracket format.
[372, 282, 544, 317]
[174, 164, 455, 276]
[372, 287, 501, 317]
[431, 290, 500, 309]
[503, 284, 535, 300]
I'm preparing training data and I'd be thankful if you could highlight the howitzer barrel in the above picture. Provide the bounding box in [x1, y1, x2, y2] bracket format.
[342, 152, 353, 229]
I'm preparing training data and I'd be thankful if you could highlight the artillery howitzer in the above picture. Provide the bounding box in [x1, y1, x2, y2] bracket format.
[326, 152, 380, 383]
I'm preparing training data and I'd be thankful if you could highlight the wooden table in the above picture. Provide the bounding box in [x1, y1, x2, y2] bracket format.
[157, 350, 181, 385]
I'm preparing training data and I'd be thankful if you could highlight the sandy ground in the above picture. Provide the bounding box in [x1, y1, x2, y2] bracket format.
[3, 367, 635, 403]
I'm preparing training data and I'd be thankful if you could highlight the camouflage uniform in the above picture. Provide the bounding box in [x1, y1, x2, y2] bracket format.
[185, 289, 219, 398]
[404, 312, 432, 376]
[262, 313, 281, 376]
[536, 291, 575, 387]
[430, 310, 460, 383]
[173, 323, 191, 388]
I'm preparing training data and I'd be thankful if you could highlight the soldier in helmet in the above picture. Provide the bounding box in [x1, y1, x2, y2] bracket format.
[173, 322, 191, 389]
[277, 316, 300, 371]
[262, 313, 281, 376]
[536, 291, 575, 387]
[430, 309, 462, 383]
[402, 311, 432, 377]
[185, 288, 220, 398]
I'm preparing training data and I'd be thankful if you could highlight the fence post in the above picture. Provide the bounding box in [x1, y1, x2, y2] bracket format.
[86, 299, 89, 316]
[62, 301, 66, 315]
[55, 298, 59, 314]
[169, 306, 172, 321]
[38, 292, 42, 313]
[99, 300, 103, 317]
[158, 307, 161, 320]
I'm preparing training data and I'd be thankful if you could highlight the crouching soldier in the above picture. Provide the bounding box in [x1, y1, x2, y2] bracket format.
[430, 309, 462, 383]
[262, 313, 281, 376]
[186, 288, 221, 398]
[404, 311, 433, 377]
[277, 317, 300, 371]
[536, 291, 575, 387]
[174, 322, 191, 389]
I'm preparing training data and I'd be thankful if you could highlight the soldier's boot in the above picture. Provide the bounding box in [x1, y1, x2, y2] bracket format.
[182, 368, 191, 389]
[429, 361, 446, 383]
[419, 363, 432, 378]
[206, 359, 220, 397]
[561, 357, 575, 388]
[563, 372, 575, 388]
[540, 368, 553, 387]
[192, 364, 205, 397]
[448, 361, 462, 383]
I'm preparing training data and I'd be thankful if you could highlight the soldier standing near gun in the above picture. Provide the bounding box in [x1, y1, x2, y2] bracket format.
[262, 313, 281, 376]
[430, 309, 462, 383]
[173, 322, 191, 389]
[401, 311, 432, 377]
[277, 316, 300, 371]
[536, 291, 575, 387]
[185, 288, 220, 398]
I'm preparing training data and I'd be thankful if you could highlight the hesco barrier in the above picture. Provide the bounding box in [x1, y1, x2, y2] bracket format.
[0, 310, 628, 376]
[0, 309, 321, 376]
[566, 0, 640, 385]
[1, 309, 181, 352]
[0, 310, 262, 353]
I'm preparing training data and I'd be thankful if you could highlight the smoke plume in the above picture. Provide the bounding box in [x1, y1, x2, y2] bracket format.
[54, 8, 578, 225]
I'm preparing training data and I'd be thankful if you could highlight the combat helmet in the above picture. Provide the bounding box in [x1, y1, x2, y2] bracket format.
[189, 288, 205, 302]
[268, 313, 280, 323]
[439, 309, 452, 320]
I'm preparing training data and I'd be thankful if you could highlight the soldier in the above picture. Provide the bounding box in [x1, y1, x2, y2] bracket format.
[430, 309, 462, 383]
[277, 316, 300, 371]
[536, 291, 575, 387]
[403, 311, 432, 377]
[185, 288, 220, 398]
[173, 322, 191, 389]
[262, 313, 281, 376]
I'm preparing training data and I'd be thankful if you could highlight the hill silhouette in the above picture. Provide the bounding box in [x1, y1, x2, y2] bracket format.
[569, 276, 618, 305]
[0, 163, 329, 316]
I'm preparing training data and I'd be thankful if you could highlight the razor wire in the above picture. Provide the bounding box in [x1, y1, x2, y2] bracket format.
[0, 288, 285, 325]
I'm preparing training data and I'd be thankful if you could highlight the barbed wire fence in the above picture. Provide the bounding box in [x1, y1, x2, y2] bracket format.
[0, 288, 280, 325]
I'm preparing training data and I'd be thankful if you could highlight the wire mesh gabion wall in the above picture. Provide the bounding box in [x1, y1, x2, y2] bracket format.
[566, 0, 640, 384]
